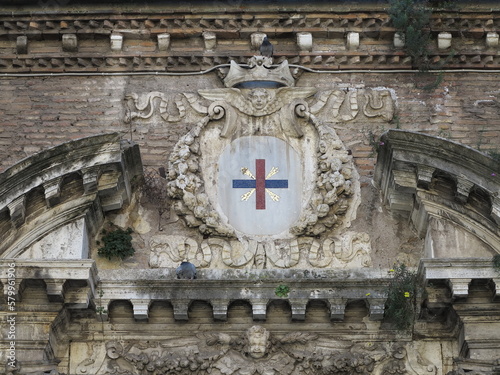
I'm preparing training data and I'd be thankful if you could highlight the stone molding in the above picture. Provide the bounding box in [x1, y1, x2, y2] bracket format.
[97, 267, 389, 322]
[374, 129, 500, 251]
[0, 133, 143, 258]
[0, 12, 500, 72]
[0, 259, 98, 308]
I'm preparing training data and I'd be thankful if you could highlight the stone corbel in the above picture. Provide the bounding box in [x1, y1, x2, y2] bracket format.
[1, 277, 24, 302]
[289, 298, 308, 321]
[44, 278, 67, 302]
[97, 170, 130, 212]
[7, 195, 26, 228]
[366, 298, 386, 321]
[250, 299, 269, 321]
[211, 299, 230, 321]
[327, 298, 347, 321]
[81, 166, 101, 194]
[491, 195, 500, 225]
[43, 177, 63, 207]
[447, 278, 472, 299]
[493, 279, 500, 302]
[65, 284, 93, 309]
[172, 299, 191, 321]
[456, 176, 474, 204]
[417, 165, 435, 190]
[131, 299, 151, 321]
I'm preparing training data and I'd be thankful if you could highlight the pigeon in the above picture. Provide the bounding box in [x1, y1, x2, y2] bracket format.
[176, 261, 197, 279]
[259, 36, 274, 57]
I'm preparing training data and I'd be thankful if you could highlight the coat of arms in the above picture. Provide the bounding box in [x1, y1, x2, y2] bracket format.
[165, 56, 360, 240]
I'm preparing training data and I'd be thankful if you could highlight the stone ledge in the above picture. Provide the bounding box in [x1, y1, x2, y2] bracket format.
[419, 258, 500, 300]
[0, 259, 98, 308]
[97, 267, 390, 322]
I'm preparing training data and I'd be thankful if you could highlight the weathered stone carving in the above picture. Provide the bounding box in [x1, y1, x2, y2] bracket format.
[309, 88, 394, 122]
[124, 92, 187, 123]
[164, 90, 359, 239]
[309, 232, 372, 268]
[123, 58, 399, 269]
[78, 326, 437, 374]
[148, 233, 371, 269]
[149, 235, 211, 268]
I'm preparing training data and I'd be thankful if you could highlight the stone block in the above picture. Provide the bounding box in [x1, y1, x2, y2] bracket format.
[486, 32, 499, 48]
[393, 32, 405, 48]
[212, 299, 230, 321]
[110, 34, 123, 51]
[250, 32, 267, 50]
[438, 32, 452, 50]
[327, 298, 347, 321]
[62, 34, 78, 52]
[131, 299, 151, 321]
[157, 33, 170, 51]
[251, 299, 269, 320]
[203, 31, 217, 51]
[16, 36, 28, 54]
[289, 298, 308, 320]
[7, 195, 26, 228]
[346, 32, 360, 50]
[297, 32, 313, 52]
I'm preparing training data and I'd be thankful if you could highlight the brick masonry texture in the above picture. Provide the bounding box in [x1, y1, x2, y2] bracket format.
[0, 71, 499, 182]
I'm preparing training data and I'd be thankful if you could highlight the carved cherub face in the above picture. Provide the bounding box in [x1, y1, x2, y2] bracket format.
[245, 326, 270, 359]
[248, 89, 271, 110]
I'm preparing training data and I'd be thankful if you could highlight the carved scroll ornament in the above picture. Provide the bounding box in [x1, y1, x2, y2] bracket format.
[148, 232, 372, 269]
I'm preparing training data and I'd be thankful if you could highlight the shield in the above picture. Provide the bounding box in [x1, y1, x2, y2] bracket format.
[218, 136, 302, 236]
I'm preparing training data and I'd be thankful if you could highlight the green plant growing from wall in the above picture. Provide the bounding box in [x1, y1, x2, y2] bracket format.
[275, 284, 290, 298]
[388, 0, 432, 69]
[388, 0, 455, 91]
[95, 288, 108, 316]
[97, 226, 135, 260]
[385, 263, 419, 331]
[488, 150, 500, 162]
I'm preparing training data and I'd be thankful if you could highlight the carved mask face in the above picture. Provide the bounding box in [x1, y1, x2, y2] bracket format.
[248, 339, 267, 358]
[249, 89, 270, 110]
[246, 326, 269, 359]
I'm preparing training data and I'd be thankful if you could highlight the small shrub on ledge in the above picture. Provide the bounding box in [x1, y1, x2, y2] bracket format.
[385, 263, 419, 331]
[275, 285, 290, 298]
[97, 226, 135, 260]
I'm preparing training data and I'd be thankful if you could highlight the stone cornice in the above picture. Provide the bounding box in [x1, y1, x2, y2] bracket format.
[0, 11, 500, 72]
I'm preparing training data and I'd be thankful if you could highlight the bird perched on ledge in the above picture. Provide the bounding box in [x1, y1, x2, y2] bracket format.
[176, 261, 197, 279]
[259, 36, 274, 58]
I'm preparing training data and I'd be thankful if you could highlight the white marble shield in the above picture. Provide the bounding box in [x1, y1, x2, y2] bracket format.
[218, 136, 302, 236]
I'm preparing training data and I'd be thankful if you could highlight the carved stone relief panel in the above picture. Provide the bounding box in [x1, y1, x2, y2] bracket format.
[124, 56, 396, 270]
[148, 232, 372, 269]
[71, 326, 438, 375]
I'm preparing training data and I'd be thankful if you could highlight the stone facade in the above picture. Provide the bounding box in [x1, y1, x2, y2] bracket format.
[0, 1, 500, 375]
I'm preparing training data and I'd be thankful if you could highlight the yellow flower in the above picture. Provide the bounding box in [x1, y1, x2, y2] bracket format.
[404, 292, 410, 298]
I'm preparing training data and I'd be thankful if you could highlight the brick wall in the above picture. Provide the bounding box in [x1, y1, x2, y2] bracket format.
[0, 71, 499, 181]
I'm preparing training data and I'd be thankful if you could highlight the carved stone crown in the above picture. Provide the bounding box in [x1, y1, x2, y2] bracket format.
[223, 56, 296, 88]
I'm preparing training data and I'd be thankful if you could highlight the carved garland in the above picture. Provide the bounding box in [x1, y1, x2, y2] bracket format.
[87, 326, 436, 375]
[165, 96, 358, 238]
